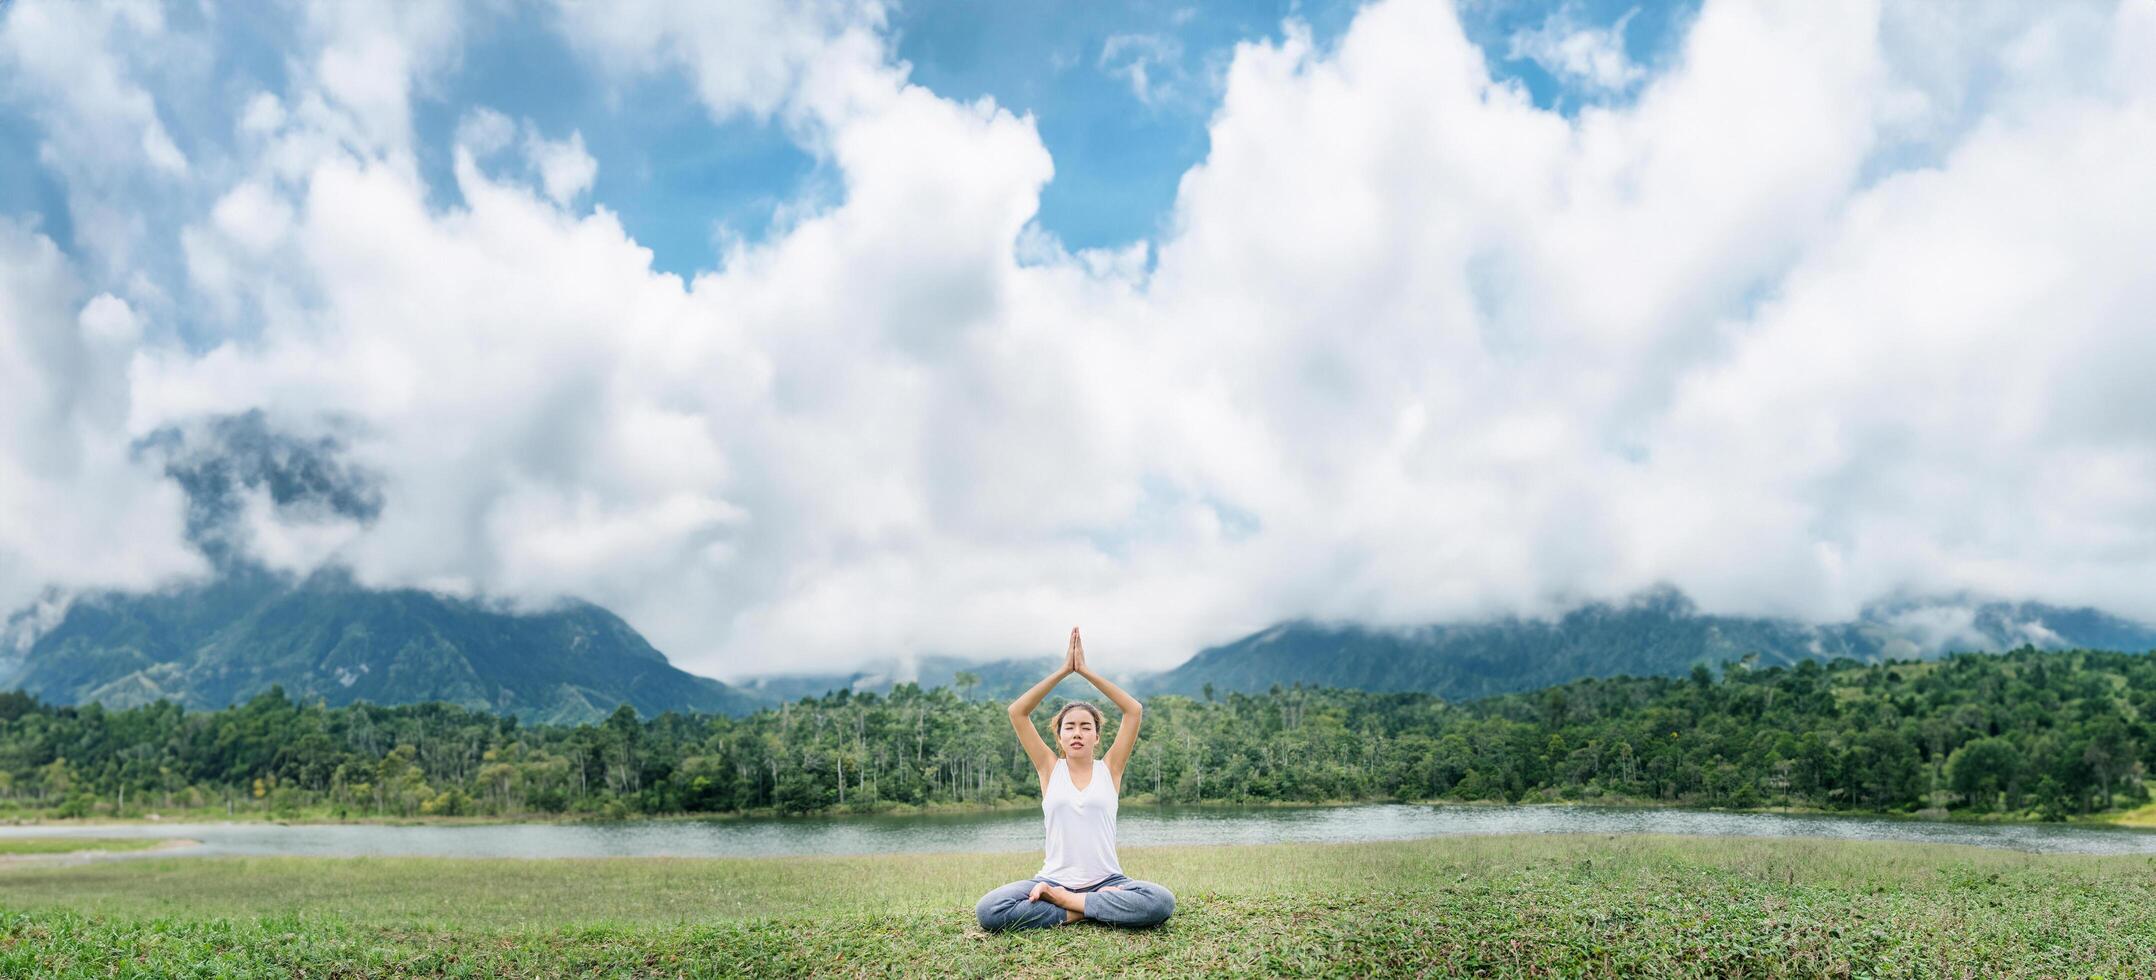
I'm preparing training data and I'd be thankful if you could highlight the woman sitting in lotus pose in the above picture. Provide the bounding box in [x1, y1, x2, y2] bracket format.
[974, 627, 1176, 931]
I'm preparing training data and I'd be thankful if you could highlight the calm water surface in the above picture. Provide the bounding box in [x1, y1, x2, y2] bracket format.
[6, 805, 2154, 859]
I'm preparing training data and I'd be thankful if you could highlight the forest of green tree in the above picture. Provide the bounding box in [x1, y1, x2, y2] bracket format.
[0, 647, 2147, 822]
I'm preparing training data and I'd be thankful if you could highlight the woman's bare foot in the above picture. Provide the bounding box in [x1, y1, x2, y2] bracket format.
[1028, 882, 1090, 922]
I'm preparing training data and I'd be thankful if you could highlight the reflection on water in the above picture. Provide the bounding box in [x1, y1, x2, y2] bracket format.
[5, 804, 2154, 859]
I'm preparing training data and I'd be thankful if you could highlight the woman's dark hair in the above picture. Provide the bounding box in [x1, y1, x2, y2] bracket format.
[1051, 701, 1104, 748]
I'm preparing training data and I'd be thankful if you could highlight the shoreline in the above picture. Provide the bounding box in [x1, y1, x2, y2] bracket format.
[6, 796, 2151, 833]
[0, 837, 201, 867]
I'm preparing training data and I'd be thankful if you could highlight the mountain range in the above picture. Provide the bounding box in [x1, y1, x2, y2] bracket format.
[741, 589, 2156, 704]
[1137, 589, 2156, 701]
[7, 576, 2153, 723]
[0, 570, 763, 725]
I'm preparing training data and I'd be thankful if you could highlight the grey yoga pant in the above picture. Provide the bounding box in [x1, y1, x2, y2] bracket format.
[974, 874, 1176, 931]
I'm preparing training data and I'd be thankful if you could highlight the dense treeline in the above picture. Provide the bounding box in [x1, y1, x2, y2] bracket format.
[0, 647, 2148, 821]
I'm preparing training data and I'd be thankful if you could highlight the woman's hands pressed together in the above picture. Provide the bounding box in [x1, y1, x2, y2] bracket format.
[1065, 626, 1088, 676]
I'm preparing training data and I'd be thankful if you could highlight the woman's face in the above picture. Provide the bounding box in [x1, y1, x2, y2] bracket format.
[1057, 711, 1098, 758]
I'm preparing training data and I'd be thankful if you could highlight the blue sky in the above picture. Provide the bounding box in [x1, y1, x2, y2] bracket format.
[0, 0, 1702, 282]
[397, 1, 1695, 279]
[625, 0, 1698, 274]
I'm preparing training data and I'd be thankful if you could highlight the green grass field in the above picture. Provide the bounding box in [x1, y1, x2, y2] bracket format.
[2, 835, 2152, 977]
[2107, 801, 2156, 828]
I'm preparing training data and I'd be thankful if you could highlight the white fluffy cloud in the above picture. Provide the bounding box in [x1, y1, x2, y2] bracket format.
[0, 0, 191, 293]
[552, 0, 893, 125]
[0, 1, 186, 174]
[6, 0, 2156, 677]
[0, 221, 201, 617]
[527, 129, 598, 206]
[1507, 6, 1646, 95]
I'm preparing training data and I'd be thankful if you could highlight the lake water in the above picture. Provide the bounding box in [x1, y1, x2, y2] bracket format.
[6, 805, 2155, 859]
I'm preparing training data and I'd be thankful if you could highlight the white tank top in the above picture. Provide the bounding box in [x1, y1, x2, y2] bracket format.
[1036, 758, 1122, 888]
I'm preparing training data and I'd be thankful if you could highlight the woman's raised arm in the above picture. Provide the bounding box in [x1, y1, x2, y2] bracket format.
[1067, 629, 1144, 787]
[1006, 633, 1075, 782]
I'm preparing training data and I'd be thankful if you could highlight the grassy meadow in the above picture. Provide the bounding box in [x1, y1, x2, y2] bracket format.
[2, 835, 2153, 977]
[2105, 801, 2156, 828]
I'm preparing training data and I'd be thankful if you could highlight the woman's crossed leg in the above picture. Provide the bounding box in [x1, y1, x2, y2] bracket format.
[975, 875, 1175, 932]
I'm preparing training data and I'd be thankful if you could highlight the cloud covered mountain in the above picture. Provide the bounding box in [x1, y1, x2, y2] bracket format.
[1140, 590, 2156, 701]
[8, 581, 2148, 723]
[0, 568, 763, 724]
[0, 410, 761, 723]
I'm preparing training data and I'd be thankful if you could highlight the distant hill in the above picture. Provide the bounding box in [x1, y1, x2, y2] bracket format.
[1138, 589, 2156, 702]
[0, 569, 764, 725]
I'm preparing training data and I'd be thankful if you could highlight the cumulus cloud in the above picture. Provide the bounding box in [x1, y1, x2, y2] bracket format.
[456, 109, 598, 206]
[6, 0, 2156, 679]
[551, 0, 894, 125]
[0, 221, 200, 614]
[289, 0, 469, 159]
[526, 129, 598, 206]
[0, 1, 187, 172]
[1507, 6, 1646, 95]
[0, 0, 191, 290]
